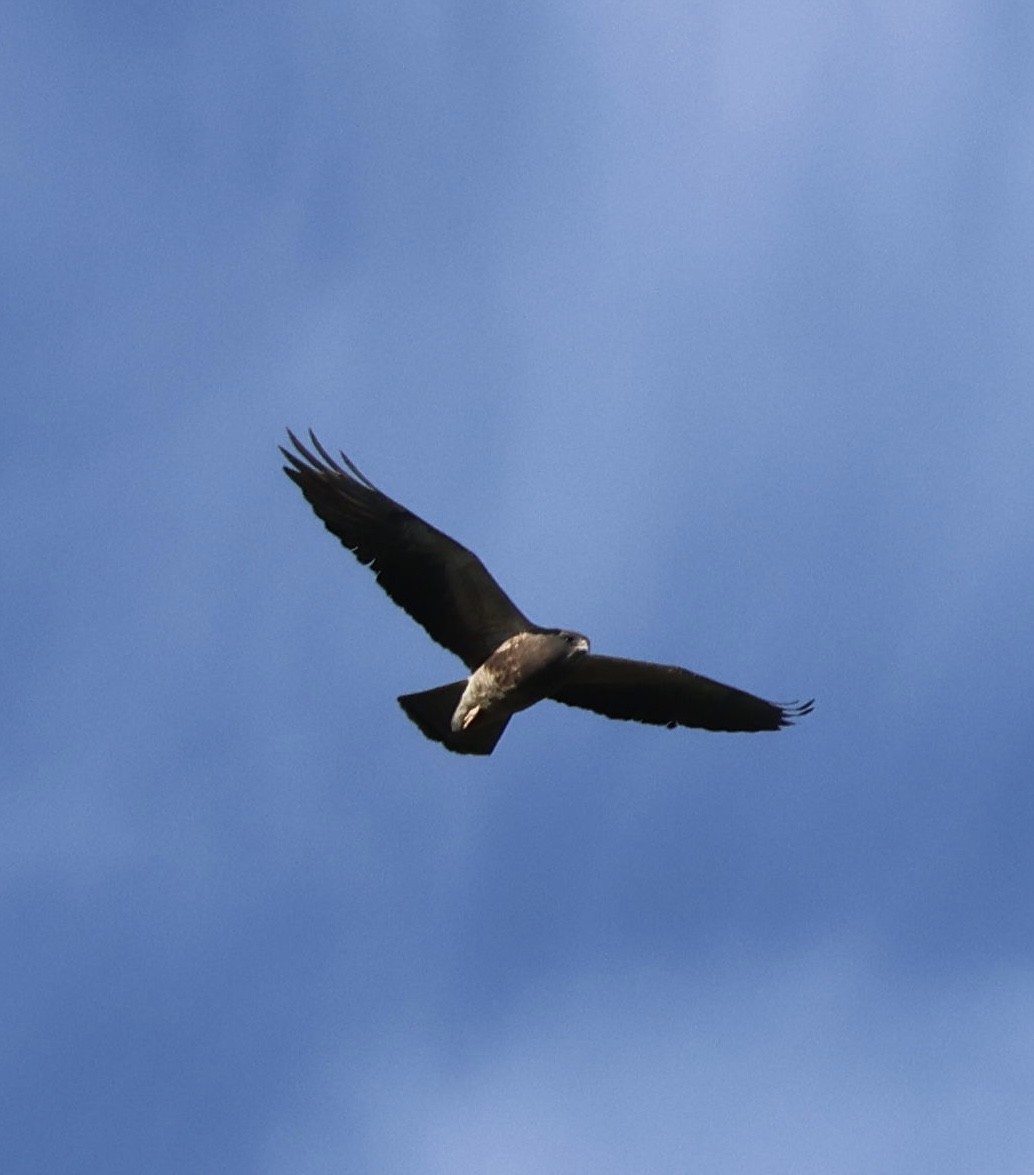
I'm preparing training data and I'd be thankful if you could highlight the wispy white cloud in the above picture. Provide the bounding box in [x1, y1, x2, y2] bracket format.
[5, 1, 1034, 1172]
[263, 945, 1034, 1173]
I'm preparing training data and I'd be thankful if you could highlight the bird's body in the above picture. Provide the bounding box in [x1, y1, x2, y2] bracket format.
[451, 630, 591, 731]
[281, 430, 813, 754]
[398, 630, 591, 754]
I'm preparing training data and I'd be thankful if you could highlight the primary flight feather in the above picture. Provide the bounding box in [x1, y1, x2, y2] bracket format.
[281, 430, 813, 755]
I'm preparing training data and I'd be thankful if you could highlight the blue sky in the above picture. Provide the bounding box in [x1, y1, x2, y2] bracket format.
[4, 1, 1034, 1171]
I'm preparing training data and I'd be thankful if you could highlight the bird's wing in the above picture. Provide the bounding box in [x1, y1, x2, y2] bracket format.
[281, 430, 533, 670]
[550, 654, 814, 732]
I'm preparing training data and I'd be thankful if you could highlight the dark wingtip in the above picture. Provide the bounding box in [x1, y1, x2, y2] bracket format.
[280, 428, 318, 478]
[281, 428, 341, 477]
[779, 698, 816, 727]
[307, 429, 344, 472]
[281, 428, 380, 491]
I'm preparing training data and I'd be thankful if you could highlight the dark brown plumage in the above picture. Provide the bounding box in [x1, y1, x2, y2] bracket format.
[281, 430, 813, 754]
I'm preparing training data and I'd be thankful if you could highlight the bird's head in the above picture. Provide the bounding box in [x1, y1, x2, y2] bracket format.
[555, 630, 590, 660]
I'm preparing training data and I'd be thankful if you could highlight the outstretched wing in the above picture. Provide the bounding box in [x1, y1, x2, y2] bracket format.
[281, 430, 533, 669]
[550, 654, 814, 733]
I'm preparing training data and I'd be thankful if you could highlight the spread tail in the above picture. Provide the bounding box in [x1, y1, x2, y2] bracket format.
[397, 681, 511, 756]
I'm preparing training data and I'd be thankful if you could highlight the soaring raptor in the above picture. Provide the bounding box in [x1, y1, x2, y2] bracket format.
[281, 431, 813, 755]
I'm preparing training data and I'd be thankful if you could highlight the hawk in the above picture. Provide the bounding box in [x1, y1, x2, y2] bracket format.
[281, 431, 813, 755]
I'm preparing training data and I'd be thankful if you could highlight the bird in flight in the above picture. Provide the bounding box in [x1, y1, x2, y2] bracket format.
[281, 430, 813, 755]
